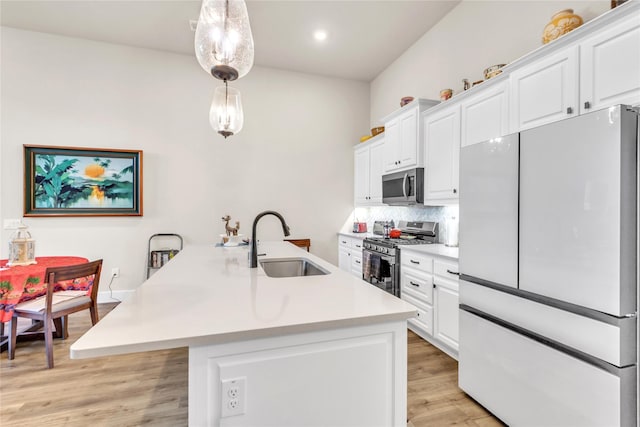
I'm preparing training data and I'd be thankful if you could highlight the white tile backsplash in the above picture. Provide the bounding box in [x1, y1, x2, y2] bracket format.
[348, 205, 459, 244]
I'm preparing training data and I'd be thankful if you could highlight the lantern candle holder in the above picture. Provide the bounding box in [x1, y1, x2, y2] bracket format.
[8, 225, 36, 266]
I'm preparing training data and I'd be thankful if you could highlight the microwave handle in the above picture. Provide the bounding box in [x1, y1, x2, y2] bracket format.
[402, 173, 408, 198]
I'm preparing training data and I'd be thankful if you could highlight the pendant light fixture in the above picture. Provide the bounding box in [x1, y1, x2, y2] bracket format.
[210, 82, 244, 138]
[195, 0, 254, 82]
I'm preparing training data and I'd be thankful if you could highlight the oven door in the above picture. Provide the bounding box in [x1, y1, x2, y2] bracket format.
[363, 248, 399, 296]
[382, 168, 423, 205]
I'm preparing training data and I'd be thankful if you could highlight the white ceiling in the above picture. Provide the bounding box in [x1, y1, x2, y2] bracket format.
[0, 0, 460, 82]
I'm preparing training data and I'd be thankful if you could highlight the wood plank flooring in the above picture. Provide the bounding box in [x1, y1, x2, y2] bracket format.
[1, 303, 502, 426]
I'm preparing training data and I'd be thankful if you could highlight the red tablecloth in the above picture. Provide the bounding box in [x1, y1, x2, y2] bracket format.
[0, 256, 90, 323]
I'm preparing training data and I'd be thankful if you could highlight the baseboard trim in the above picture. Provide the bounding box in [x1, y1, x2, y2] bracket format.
[97, 290, 134, 304]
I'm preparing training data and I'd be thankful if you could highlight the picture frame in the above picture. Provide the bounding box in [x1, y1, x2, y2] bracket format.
[24, 145, 143, 216]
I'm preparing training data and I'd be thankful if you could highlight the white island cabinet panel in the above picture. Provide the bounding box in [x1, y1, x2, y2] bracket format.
[190, 322, 406, 426]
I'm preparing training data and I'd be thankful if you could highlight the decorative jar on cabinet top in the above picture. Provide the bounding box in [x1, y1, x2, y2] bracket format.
[542, 9, 583, 44]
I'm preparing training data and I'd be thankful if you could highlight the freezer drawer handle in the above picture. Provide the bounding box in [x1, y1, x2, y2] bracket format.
[446, 269, 460, 276]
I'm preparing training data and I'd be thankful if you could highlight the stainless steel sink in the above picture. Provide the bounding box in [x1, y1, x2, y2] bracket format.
[259, 257, 330, 278]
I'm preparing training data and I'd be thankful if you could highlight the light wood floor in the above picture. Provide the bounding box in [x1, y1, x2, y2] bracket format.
[1, 303, 502, 426]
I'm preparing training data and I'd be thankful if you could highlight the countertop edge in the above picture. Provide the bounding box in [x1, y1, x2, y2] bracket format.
[399, 244, 459, 260]
[70, 310, 416, 359]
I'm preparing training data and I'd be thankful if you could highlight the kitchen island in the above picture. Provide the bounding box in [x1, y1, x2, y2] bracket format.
[71, 242, 416, 426]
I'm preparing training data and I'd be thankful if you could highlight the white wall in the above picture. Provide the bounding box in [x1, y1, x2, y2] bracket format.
[0, 27, 369, 292]
[370, 0, 610, 125]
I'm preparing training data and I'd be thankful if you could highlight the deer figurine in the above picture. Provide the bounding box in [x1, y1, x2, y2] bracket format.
[222, 215, 240, 236]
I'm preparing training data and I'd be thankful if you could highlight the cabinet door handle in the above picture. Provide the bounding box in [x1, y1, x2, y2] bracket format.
[341, 241, 347, 244]
[566, 107, 573, 114]
[453, 188, 457, 194]
[410, 260, 420, 264]
[446, 269, 460, 276]
[355, 260, 361, 264]
[584, 101, 591, 109]
[355, 245, 361, 248]
[409, 281, 420, 287]
[433, 284, 437, 288]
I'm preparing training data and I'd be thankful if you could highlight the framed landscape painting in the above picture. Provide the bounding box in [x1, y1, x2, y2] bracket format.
[24, 145, 143, 216]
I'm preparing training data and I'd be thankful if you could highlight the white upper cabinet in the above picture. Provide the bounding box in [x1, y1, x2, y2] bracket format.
[354, 145, 370, 206]
[368, 140, 385, 203]
[399, 108, 418, 166]
[580, 11, 640, 112]
[510, 10, 640, 131]
[461, 81, 509, 147]
[509, 46, 580, 131]
[354, 136, 384, 206]
[382, 99, 439, 173]
[423, 104, 460, 203]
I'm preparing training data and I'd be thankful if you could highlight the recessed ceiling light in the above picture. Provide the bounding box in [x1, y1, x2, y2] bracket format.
[313, 30, 328, 42]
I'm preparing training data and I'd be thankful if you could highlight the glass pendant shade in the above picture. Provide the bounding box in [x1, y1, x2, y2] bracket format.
[210, 84, 244, 138]
[195, 0, 254, 81]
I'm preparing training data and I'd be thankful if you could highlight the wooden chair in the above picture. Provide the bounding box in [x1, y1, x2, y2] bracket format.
[8, 259, 103, 369]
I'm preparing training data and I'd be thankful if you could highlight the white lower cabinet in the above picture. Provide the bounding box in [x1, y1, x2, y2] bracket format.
[337, 235, 364, 279]
[400, 248, 459, 358]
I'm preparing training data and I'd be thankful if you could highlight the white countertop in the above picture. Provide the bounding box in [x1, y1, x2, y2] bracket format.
[338, 231, 372, 240]
[71, 242, 416, 359]
[399, 243, 459, 260]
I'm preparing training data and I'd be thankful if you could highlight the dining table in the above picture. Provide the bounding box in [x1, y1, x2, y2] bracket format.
[0, 256, 90, 351]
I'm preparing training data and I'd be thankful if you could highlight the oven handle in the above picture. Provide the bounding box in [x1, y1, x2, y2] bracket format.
[402, 173, 408, 199]
[363, 248, 396, 264]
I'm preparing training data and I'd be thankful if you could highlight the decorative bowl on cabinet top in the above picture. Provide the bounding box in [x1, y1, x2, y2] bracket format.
[542, 9, 583, 44]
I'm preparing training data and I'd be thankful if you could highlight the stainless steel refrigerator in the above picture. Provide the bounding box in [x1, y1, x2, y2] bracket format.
[458, 105, 639, 426]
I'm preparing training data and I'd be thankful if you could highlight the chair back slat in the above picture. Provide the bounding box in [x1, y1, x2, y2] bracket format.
[44, 260, 103, 283]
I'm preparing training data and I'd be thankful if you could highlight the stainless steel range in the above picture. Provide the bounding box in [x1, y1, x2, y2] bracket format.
[362, 221, 438, 297]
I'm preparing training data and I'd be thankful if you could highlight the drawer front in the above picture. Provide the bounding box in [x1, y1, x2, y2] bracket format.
[400, 251, 433, 273]
[401, 268, 433, 304]
[459, 310, 635, 427]
[352, 253, 363, 271]
[402, 292, 433, 336]
[338, 236, 352, 248]
[460, 281, 636, 367]
[351, 239, 364, 252]
[434, 259, 459, 282]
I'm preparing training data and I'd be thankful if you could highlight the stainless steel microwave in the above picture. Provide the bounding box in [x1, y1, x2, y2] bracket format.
[382, 168, 424, 205]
